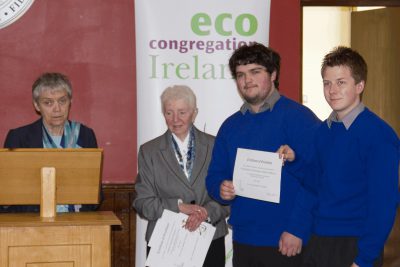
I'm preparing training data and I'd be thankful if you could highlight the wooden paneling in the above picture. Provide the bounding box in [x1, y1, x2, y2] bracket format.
[100, 184, 136, 267]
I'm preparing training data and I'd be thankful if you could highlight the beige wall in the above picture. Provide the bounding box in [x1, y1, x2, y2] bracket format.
[302, 7, 351, 120]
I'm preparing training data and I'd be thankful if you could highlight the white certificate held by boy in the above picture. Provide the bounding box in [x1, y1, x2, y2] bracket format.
[233, 148, 283, 203]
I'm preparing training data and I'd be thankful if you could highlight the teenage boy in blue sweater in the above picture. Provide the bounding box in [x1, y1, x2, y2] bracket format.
[279, 46, 400, 267]
[206, 43, 321, 267]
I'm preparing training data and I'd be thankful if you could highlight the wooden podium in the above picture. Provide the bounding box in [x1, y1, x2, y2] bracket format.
[0, 149, 121, 267]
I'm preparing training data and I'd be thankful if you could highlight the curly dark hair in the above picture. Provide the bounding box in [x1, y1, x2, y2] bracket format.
[229, 42, 281, 89]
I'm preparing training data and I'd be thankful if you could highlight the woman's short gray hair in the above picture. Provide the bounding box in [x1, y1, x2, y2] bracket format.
[160, 85, 197, 112]
[32, 73, 72, 102]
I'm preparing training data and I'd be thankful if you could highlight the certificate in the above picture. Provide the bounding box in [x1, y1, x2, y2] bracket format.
[233, 148, 283, 203]
[146, 209, 216, 267]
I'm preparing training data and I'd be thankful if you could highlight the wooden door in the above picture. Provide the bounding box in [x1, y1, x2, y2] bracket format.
[352, 7, 400, 267]
[351, 7, 400, 134]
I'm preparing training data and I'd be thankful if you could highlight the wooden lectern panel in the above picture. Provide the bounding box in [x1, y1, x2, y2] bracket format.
[0, 149, 121, 267]
[1, 225, 109, 267]
[0, 212, 120, 267]
[10, 244, 91, 266]
[0, 149, 102, 205]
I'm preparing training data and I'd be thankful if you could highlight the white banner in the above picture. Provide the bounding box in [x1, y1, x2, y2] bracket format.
[135, 1, 271, 266]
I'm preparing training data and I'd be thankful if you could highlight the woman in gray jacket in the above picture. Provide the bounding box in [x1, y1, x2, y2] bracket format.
[134, 85, 229, 267]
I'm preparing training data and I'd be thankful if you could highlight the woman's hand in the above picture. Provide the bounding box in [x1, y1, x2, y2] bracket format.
[178, 203, 208, 231]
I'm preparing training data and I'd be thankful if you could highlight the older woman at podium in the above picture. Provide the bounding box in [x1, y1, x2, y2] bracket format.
[2, 72, 98, 213]
[134, 85, 229, 267]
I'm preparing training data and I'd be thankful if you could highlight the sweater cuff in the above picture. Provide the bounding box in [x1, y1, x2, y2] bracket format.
[285, 223, 310, 244]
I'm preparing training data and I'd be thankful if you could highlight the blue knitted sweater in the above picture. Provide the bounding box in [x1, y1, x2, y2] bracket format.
[206, 95, 320, 246]
[287, 108, 400, 267]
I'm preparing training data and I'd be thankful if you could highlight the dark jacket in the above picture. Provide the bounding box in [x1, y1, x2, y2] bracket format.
[4, 119, 97, 149]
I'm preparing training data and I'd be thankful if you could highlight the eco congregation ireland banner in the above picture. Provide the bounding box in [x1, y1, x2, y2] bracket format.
[135, 0, 271, 266]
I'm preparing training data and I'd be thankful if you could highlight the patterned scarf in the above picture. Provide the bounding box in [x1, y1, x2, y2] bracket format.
[42, 120, 81, 148]
[42, 120, 81, 212]
[171, 127, 196, 180]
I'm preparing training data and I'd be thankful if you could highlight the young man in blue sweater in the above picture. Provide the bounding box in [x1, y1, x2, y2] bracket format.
[280, 46, 400, 267]
[205, 43, 320, 267]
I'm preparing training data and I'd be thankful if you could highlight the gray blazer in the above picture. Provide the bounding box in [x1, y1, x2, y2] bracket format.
[133, 127, 229, 242]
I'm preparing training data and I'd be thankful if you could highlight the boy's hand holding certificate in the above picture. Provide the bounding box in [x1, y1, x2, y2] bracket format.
[233, 148, 283, 203]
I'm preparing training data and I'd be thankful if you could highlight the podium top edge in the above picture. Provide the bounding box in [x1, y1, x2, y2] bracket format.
[0, 211, 121, 226]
